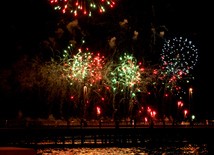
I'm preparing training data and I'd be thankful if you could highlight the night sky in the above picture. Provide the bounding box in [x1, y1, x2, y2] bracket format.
[2, 0, 207, 119]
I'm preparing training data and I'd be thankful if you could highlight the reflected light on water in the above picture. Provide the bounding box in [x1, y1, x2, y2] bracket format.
[37, 144, 208, 154]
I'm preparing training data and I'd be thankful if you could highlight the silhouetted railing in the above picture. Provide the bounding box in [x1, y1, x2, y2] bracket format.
[0, 120, 214, 152]
[1, 125, 214, 151]
[0, 119, 213, 128]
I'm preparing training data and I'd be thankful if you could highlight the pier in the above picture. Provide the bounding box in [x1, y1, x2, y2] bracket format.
[0, 120, 214, 153]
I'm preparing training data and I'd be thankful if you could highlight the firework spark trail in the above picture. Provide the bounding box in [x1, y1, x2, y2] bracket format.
[49, 0, 116, 16]
[9, 36, 198, 119]
[105, 53, 154, 114]
[159, 37, 198, 99]
[161, 37, 198, 75]
[60, 45, 107, 117]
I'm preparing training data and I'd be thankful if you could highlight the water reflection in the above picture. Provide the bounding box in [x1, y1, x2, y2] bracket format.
[37, 144, 208, 154]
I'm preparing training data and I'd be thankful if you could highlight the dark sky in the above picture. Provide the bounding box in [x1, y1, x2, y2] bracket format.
[4, 0, 207, 119]
[5, 0, 201, 58]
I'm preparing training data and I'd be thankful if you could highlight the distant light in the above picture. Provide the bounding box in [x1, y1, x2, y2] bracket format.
[192, 115, 195, 120]
[96, 107, 101, 115]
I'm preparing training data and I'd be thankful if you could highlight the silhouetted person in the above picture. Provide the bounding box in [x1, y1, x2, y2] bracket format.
[130, 119, 132, 127]
[163, 120, 165, 128]
[115, 120, 119, 129]
[99, 120, 102, 129]
[81, 118, 83, 128]
[67, 120, 70, 127]
[150, 120, 154, 129]
[83, 120, 87, 127]
[134, 118, 137, 128]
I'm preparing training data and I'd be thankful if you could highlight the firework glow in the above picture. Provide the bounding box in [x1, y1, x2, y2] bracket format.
[49, 0, 116, 16]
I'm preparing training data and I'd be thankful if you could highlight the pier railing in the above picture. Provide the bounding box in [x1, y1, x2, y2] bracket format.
[0, 120, 214, 153]
[0, 119, 213, 128]
[0, 125, 214, 152]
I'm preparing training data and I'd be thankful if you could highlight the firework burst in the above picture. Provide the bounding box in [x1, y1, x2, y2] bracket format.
[49, 0, 116, 16]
